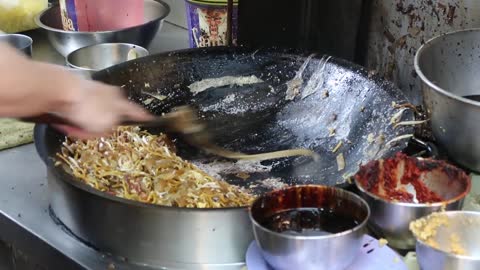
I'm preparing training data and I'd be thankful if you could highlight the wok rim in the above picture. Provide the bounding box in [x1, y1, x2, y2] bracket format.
[38, 46, 414, 211]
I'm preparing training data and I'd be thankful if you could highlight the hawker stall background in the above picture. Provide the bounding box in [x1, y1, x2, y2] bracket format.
[0, 0, 479, 270]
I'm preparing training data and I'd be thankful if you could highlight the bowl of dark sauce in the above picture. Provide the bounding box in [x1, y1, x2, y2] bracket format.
[249, 185, 370, 270]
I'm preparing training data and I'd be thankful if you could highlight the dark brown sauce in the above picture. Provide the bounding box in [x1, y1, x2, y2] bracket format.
[261, 208, 360, 236]
[463, 95, 480, 102]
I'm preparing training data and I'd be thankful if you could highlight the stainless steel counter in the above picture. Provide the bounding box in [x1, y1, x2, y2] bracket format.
[0, 22, 189, 270]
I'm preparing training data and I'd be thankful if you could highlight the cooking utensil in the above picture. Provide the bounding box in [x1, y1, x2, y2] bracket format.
[34, 47, 414, 268]
[66, 43, 149, 72]
[355, 155, 471, 250]
[0, 34, 33, 57]
[24, 107, 316, 161]
[34, 0, 169, 57]
[413, 211, 480, 270]
[249, 185, 370, 270]
[415, 29, 480, 172]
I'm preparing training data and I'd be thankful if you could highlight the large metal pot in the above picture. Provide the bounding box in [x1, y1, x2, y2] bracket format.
[365, 0, 480, 104]
[34, 47, 414, 269]
[46, 166, 252, 269]
[415, 29, 480, 172]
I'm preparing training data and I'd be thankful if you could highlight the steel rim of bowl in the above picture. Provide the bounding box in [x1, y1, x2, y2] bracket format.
[354, 160, 472, 208]
[34, 0, 170, 35]
[249, 185, 371, 240]
[66, 43, 150, 71]
[414, 28, 480, 107]
[415, 210, 480, 261]
[0, 34, 33, 50]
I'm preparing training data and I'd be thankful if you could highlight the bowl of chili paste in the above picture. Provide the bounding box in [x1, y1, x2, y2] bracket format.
[354, 153, 471, 250]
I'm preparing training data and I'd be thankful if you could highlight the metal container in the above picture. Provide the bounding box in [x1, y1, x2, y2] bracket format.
[365, 0, 480, 105]
[0, 34, 33, 57]
[34, 0, 169, 57]
[33, 46, 415, 269]
[47, 168, 253, 269]
[355, 156, 471, 250]
[414, 211, 480, 270]
[415, 29, 480, 172]
[66, 43, 149, 72]
[249, 185, 370, 270]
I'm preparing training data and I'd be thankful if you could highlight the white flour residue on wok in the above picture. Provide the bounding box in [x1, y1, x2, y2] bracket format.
[284, 54, 332, 100]
[199, 93, 250, 114]
[285, 54, 316, 100]
[301, 56, 332, 99]
[188, 75, 264, 95]
[192, 159, 273, 180]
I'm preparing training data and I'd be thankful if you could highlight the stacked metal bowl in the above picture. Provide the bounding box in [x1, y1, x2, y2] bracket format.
[34, 0, 169, 72]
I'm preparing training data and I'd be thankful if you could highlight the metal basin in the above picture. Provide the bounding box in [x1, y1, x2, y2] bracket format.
[0, 34, 32, 57]
[354, 155, 471, 250]
[413, 211, 480, 270]
[34, 0, 169, 57]
[46, 167, 253, 269]
[249, 185, 370, 270]
[66, 43, 149, 71]
[415, 28, 480, 172]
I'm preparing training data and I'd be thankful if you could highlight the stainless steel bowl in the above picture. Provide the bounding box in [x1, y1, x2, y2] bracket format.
[0, 34, 33, 57]
[414, 211, 480, 270]
[415, 29, 480, 172]
[249, 185, 370, 270]
[35, 0, 169, 57]
[355, 156, 471, 250]
[66, 43, 149, 71]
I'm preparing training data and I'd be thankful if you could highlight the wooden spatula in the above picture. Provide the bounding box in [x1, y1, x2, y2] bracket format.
[21, 106, 318, 161]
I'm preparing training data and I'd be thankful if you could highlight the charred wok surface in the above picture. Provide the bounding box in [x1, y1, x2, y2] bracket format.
[39, 47, 415, 198]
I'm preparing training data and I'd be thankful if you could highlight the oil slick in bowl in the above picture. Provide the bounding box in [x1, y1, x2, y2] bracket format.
[261, 208, 360, 236]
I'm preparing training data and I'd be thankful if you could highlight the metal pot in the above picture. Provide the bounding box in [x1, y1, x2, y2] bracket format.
[365, 0, 480, 104]
[46, 165, 252, 269]
[34, 47, 414, 269]
[35, 0, 169, 57]
[415, 29, 480, 172]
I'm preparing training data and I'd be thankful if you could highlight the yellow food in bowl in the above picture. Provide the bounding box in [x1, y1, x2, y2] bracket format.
[0, 0, 48, 33]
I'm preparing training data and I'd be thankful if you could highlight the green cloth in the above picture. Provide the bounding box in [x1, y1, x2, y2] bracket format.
[0, 118, 34, 150]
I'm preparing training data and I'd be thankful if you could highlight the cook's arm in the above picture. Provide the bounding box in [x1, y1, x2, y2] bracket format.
[0, 44, 151, 137]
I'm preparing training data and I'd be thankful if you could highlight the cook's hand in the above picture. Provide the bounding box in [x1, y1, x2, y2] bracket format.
[0, 44, 152, 138]
[53, 78, 152, 139]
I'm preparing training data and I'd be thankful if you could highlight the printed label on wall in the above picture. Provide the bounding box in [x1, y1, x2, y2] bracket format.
[186, 2, 238, 48]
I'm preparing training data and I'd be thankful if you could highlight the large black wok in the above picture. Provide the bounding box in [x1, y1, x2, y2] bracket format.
[33, 47, 414, 267]
[36, 46, 414, 192]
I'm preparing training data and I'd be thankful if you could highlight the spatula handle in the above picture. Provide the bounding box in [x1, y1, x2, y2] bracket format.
[20, 114, 76, 127]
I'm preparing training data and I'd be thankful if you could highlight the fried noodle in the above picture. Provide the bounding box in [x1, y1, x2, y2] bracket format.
[56, 126, 255, 208]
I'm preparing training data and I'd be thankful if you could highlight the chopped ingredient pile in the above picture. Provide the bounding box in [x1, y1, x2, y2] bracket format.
[410, 213, 466, 255]
[57, 126, 255, 208]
